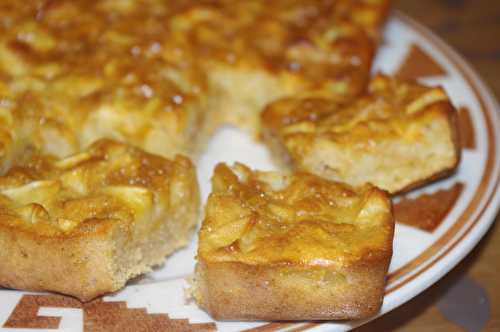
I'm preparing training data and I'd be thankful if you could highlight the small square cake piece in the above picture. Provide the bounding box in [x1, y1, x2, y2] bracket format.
[261, 74, 461, 194]
[194, 163, 394, 320]
[0, 139, 199, 301]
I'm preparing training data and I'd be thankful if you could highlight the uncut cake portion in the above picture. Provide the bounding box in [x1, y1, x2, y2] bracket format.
[0, 0, 391, 158]
[261, 74, 461, 194]
[194, 163, 394, 320]
[0, 139, 199, 301]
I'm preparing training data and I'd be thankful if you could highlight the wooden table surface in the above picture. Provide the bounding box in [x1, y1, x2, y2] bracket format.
[358, 1, 500, 331]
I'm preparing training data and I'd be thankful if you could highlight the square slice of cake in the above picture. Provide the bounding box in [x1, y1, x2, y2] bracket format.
[261, 74, 461, 194]
[0, 139, 199, 301]
[194, 163, 394, 320]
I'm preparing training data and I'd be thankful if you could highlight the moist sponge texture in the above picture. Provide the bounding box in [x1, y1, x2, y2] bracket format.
[261, 74, 461, 194]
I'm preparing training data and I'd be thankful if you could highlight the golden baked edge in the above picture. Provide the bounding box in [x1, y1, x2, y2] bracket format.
[0, 140, 200, 301]
[194, 257, 392, 320]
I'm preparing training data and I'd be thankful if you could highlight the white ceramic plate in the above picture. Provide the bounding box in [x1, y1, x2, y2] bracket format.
[1, 12, 499, 332]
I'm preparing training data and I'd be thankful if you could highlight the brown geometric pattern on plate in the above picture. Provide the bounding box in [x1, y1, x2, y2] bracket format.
[3, 294, 216, 332]
[241, 322, 298, 332]
[394, 182, 464, 232]
[457, 106, 477, 149]
[396, 44, 448, 80]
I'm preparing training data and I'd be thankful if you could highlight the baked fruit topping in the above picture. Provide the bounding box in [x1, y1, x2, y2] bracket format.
[195, 163, 394, 320]
[0, 0, 390, 158]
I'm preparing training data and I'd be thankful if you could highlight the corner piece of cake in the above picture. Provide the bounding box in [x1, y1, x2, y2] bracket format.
[0, 139, 199, 301]
[194, 163, 394, 320]
[261, 74, 461, 194]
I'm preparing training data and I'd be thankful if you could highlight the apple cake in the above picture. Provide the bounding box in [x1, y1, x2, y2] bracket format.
[194, 163, 394, 320]
[0, 0, 390, 161]
[0, 139, 199, 301]
[261, 74, 461, 194]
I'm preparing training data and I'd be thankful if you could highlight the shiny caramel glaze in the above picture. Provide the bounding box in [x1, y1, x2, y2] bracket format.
[198, 163, 393, 267]
[0, 0, 390, 171]
[0, 139, 196, 237]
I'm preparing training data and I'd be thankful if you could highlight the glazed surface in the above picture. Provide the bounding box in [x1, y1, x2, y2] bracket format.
[198, 163, 393, 267]
[0, 139, 195, 236]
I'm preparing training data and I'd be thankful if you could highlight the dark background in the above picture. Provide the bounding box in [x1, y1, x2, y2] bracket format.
[396, 0, 500, 98]
[357, 1, 500, 330]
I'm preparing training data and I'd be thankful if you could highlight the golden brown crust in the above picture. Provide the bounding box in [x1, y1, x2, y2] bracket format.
[195, 259, 390, 320]
[261, 74, 461, 194]
[194, 163, 394, 320]
[0, 220, 117, 301]
[0, 139, 200, 301]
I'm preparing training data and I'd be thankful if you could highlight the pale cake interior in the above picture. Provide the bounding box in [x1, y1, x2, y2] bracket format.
[262, 75, 460, 194]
